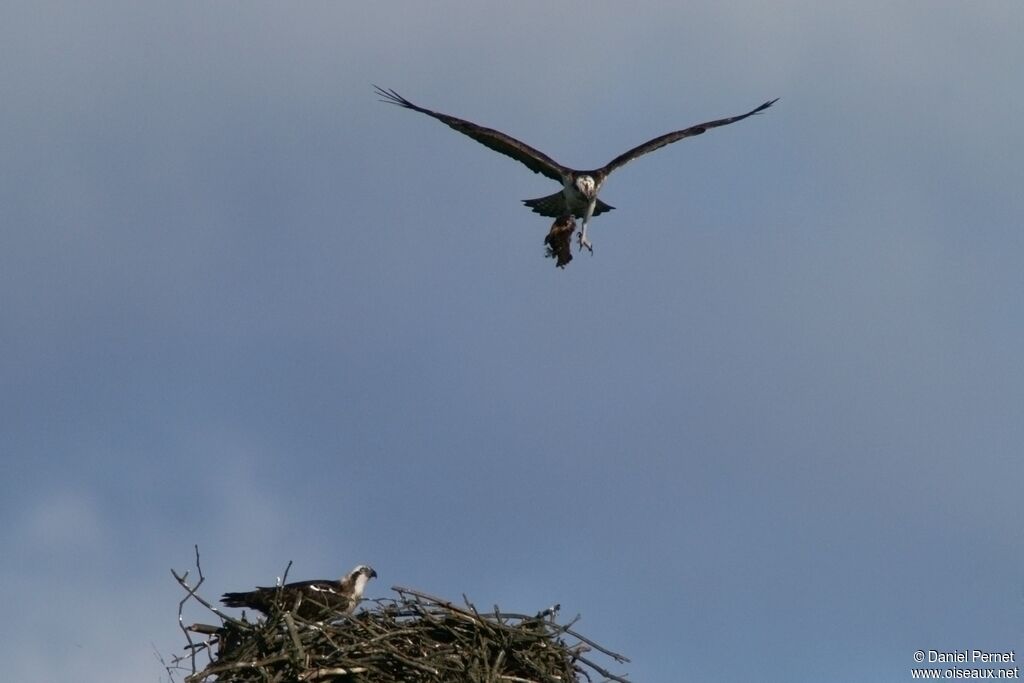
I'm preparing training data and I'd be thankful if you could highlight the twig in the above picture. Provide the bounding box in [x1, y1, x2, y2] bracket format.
[561, 625, 630, 664]
[172, 545, 206, 676]
[298, 666, 369, 681]
[574, 654, 631, 683]
[283, 612, 307, 661]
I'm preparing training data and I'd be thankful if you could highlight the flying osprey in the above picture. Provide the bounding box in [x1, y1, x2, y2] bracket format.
[376, 86, 777, 267]
[221, 564, 377, 620]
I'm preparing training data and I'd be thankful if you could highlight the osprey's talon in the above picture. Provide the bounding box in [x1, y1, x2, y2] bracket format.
[578, 231, 593, 254]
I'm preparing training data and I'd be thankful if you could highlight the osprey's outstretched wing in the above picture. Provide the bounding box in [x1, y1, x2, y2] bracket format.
[599, 98, 779, 176]
[375, 86, 569, 183]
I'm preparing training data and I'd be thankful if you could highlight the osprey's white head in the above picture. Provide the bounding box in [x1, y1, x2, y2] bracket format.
[343, 564, 377, 602]
[575, 175, 597, 199]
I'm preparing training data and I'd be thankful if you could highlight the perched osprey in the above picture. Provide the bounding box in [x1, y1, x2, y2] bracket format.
[376, 86, 777, 267]
[221, 564, 377, 620]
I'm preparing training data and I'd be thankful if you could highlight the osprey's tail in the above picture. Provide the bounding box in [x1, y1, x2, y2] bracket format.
[221, 589, 273, 614]
[523, 192, 615, 219]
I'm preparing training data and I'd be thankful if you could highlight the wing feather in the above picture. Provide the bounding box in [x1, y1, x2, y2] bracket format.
[375, 86, 568, 183]
[599, 98, 779, 176]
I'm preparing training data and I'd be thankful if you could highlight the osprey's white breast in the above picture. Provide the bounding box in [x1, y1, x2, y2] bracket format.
[351, 573, 370, 600]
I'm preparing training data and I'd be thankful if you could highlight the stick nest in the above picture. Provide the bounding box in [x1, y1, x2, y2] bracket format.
[168, 551, 630, 683]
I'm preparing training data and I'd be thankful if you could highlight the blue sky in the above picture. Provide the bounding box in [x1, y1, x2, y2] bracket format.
[3, 2, 1023, 681]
